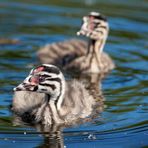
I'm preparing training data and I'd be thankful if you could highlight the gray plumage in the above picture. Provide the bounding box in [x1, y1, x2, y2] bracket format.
[37, 12, 115, 74]
[12, 64, 104, 125]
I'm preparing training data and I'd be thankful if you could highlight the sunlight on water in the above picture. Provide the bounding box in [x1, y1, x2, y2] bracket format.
[0, 0, 148, 147]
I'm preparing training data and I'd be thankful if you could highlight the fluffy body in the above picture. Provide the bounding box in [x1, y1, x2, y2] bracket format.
[38, 39, 114, 74]
[12, 79, 96, 125]
[37, 12, 115, 74]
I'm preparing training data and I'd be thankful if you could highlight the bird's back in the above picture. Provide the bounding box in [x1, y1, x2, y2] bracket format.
[59, 80, 103, 122]
[37, 38, 87, 67]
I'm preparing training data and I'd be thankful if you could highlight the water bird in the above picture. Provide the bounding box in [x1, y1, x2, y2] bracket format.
[12, 64, 104, 125]
[37, 12, 115, 74]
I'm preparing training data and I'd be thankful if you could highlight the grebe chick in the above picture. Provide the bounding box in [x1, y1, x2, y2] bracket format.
[37, 12, 115, 74]
[12, 64, 104, 125]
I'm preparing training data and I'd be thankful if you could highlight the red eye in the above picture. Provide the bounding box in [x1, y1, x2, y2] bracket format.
[39, 76, 45, 82]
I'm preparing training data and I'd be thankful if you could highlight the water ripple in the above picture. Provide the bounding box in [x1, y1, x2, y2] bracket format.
[0, 0, 148, 147]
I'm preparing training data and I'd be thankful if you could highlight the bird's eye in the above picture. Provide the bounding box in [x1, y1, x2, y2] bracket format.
[38, 76, 46, 82]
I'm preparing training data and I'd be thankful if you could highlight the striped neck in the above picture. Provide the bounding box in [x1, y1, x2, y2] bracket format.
[87, 18, 109, 55]
[41, 66, 66, 111]
[77, 12, 109, 72]
[85, 35, 108, 72]
[54, 74, 66, 111]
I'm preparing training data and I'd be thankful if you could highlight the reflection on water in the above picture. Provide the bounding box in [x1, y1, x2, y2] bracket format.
[0, 0, 148, 147]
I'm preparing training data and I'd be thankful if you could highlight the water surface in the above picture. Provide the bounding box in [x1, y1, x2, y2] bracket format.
[0, 0, 148, 147]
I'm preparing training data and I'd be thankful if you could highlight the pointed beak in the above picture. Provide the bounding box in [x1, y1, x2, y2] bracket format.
[14, 75, 40, 92]
[77, 29, 87, 36]
[14, 83, 38, 92]
[77, 24, 87, 36]
[77, 16, 90, 36]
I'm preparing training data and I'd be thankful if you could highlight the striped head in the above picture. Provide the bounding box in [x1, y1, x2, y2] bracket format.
[14, 64, 65, 107]
[77, 12, 109, 40]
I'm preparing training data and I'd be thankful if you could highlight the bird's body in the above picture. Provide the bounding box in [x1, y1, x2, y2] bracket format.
[38, 39, 86, 66]
[38, 39, 114, 74]
[12, 64, 103, 125]
[37, 12, 115, 74]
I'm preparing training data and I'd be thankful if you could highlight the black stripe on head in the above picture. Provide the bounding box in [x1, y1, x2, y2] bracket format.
[89, 12, 107, 22]
[33, 86, 38, 91]
[40, 83, 56, 90]
[98, 25, 108, 29]
[95, 15, 107, 22]
[39, 74, 52, 78]
[42, 65, 60, 75]
[45, 78, 61, 83]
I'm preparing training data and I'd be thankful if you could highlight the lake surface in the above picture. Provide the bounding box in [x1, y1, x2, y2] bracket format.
[0, 0, 148, 147]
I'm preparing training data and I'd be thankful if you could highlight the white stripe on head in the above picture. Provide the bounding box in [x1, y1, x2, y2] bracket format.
[90, 12, 100, 16]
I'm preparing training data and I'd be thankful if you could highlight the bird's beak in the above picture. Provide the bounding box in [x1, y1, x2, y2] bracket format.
[77, 16, 90, 37]
[14, 83, 38, 92]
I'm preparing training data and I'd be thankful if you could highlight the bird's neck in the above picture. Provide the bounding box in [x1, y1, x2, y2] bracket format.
[87, 37, 106, 58]
[85, 38, 106, 73]
[50, 77, 66, 111]
[47, 80, 66, 123]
